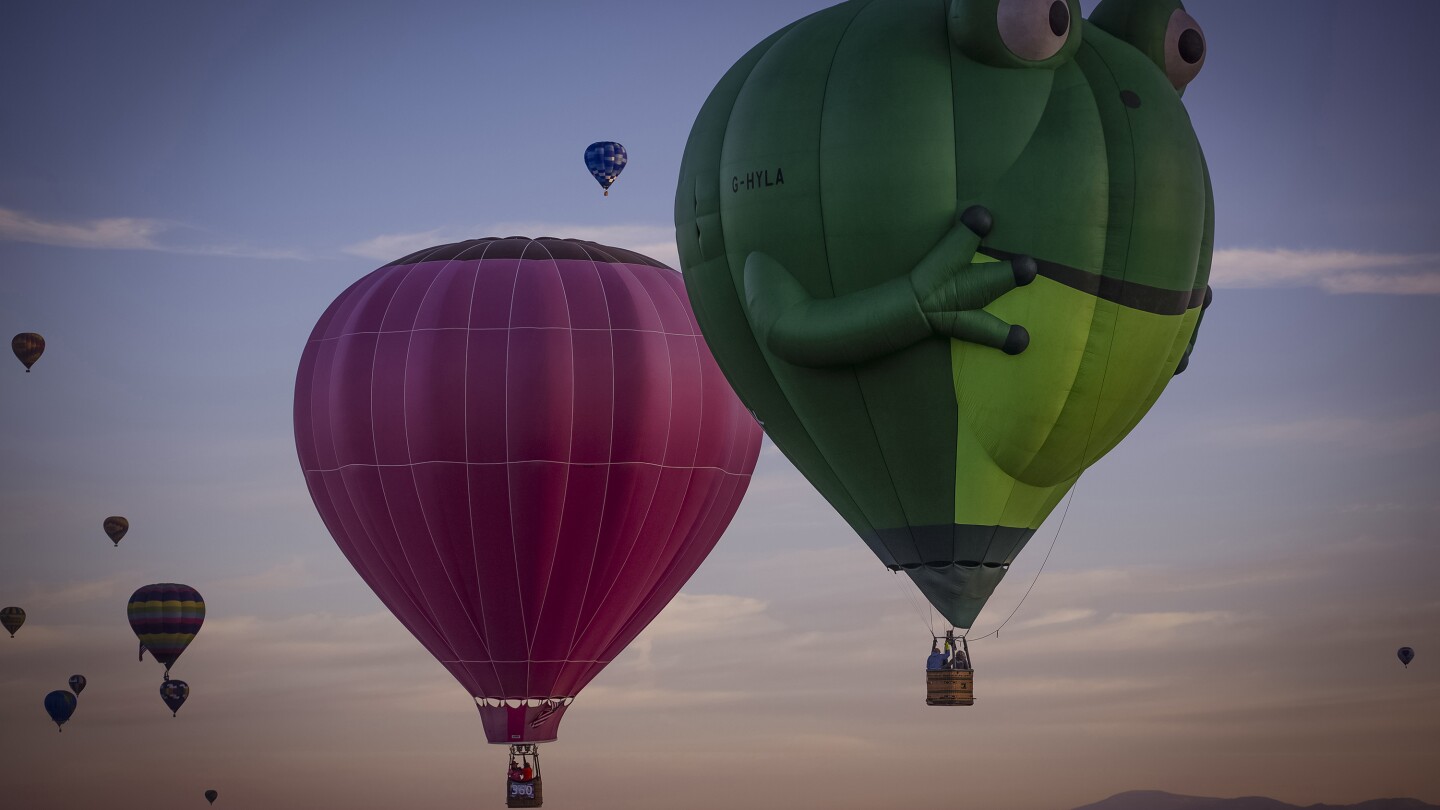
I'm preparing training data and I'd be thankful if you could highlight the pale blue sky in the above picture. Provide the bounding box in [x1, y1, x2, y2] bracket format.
[1, 2, 1438, 809]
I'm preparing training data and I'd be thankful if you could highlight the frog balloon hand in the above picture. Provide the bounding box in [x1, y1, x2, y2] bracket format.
[743, 205, 1034, 369]
[911, 206, 1037, 356]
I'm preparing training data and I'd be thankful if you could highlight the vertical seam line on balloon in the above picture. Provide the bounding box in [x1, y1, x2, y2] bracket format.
[524, 239, 575, 693]
[504, 243, 532, 679]
[462, 238, 509, 695]
[353, 258, 467, 662]
[365, 259, 470, 663]
[324, 265, 449, 641]
[558, 251, 618, 688]
[825, 0, 921, 565]
[712, 15, 873, 540]
[591, 269, 715, 664]
[402, 250, 497, 683]
[567, 258, 675, 663]
[591, 268, 705, 663]
[786, 0, 887, 546]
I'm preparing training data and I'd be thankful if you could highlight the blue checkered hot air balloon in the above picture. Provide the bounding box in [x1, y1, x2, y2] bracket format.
[584, 141, 627, 196]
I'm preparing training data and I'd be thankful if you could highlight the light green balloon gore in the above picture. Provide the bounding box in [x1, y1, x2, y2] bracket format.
[676, 0, 1213, 628]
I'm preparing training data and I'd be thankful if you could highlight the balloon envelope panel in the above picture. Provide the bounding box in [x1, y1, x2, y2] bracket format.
[294, 237, 761, 721]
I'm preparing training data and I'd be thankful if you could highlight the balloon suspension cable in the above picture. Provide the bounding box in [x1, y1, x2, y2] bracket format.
[964, 484, 1079, 643]
[890, 567, 935, 636]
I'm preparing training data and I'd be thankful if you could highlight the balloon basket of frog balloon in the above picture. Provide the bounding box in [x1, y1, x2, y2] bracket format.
[926, 669, 975, 707]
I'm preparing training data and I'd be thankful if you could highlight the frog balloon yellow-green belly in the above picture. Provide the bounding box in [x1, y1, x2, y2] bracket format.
[676, 0, 1214, 628]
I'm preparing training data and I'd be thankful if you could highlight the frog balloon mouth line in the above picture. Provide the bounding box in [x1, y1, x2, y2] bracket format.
[976, 246, 1206, 317]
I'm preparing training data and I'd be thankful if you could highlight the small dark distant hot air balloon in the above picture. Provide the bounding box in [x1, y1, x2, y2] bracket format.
[584, 141, 627, 195]
[127, 584, 205, 678]
[160, 679, 190, 716]
[1, 606, 25, 638]
[1398, 647, 1415, 668]
[68, 675, 87, 696]
[44, 690, 77, 731]
[12, 332, 44, 371]
[205, 789, 218, 804]
[103, 516, 129, 548]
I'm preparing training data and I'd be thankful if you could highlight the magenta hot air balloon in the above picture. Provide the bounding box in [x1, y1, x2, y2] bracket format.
[293, 237, 760, 770]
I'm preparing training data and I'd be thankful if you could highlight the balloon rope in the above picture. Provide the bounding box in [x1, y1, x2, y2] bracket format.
[964, 483, 1078, 643]
[891, 569, 935, 636]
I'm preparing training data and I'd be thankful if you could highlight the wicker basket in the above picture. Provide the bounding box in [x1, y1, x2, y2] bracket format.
[926, 668, 975, 706]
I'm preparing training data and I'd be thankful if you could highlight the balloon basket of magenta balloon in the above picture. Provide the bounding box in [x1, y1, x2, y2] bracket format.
[925, 633, 974, 707]
[506, 744, 543, 808]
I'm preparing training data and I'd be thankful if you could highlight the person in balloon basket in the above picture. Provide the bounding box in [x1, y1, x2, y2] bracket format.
[522, 760, 535, 782]
[508, 761, 524, 783]
[926, 644, 951, 671]
[951, 646, 971, 671]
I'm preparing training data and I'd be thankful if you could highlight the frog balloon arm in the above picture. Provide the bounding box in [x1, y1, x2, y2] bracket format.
[743, 208, 1036, 369]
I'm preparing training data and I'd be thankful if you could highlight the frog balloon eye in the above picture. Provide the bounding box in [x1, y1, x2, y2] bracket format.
[997, 0, 1071, 61]
[1164, 9, 1206, 90]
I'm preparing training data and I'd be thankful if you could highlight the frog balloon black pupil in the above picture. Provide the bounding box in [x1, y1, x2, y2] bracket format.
[1178, 29, 1204, 64]
[1049, 1, 1070, 37]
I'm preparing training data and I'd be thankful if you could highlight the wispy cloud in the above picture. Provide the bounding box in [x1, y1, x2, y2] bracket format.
[0, 206, 307, 260]
[1211, 247, 1440, 294]
[343, 222, 679, 269]
[1209, 410, 1440, 451]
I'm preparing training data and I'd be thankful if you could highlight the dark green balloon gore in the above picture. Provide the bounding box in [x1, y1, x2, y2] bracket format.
[676, 0, 1213, 628]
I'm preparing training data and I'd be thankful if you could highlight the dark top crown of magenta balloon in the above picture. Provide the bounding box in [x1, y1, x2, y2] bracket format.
[385, 237, 670, 270]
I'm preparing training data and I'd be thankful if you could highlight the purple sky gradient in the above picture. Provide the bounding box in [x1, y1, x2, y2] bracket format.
[2, 2, 1438, 808]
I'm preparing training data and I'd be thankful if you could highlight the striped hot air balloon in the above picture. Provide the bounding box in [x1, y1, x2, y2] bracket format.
[1, 606, 25, 638]
[127, 584, 204, 678]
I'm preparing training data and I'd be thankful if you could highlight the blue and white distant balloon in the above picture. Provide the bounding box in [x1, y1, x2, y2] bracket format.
[1398, 647, 1415, 668]
[68, 675, 87, 696]
[584, 141, 627, 196]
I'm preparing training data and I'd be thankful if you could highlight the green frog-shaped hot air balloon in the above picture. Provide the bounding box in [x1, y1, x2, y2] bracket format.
[676, 0, 1213, 636]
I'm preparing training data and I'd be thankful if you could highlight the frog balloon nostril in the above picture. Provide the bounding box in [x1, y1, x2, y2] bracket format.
[1121, 90, 1142, 108]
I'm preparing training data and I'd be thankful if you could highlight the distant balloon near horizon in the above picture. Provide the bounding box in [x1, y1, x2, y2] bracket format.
[11, 332, 44, 371]
[44, 690, 76, 731]
[205, 789, 219, 804]
[1, 606, 25, 638]
[584, 141, 627, 196]
[294, 236, 761, 748]
[103, 516, 129, 548]
[1398, 647, 1415, 668]
[160, 679, 190, 716]
[68, 675, 87, 696]
[127, 584, 205, 678]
